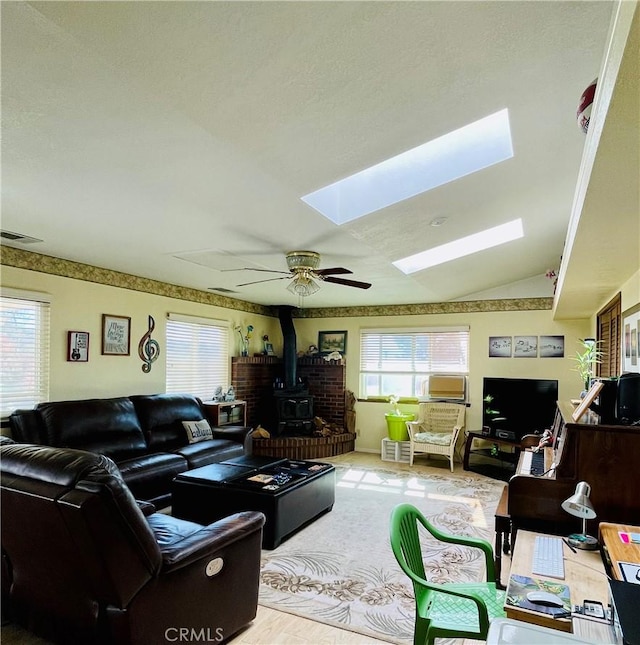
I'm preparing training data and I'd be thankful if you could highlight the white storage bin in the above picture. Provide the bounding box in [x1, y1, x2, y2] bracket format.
[381, 438, 411, 463]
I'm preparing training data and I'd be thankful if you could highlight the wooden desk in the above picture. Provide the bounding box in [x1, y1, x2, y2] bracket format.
[506, 530, 609, 633]
[599, 522, 640, 581]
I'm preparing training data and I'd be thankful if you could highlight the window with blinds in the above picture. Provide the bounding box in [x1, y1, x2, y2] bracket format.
[0, 292, 51, 418]
[359, 327, 469, 398]
[597, 293, 621, 377]
[165, 314, 230, 400]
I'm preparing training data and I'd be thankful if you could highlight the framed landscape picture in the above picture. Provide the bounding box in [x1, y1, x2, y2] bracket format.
[101, 314, 131, 355]
[318, 330, 347, 355]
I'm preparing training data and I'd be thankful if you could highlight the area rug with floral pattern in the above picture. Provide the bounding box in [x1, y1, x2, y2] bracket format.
[258, 460, 505, 644]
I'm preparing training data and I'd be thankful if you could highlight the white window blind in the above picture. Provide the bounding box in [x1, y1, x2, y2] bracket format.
[165, 314, 229, 400]
[0, 293, 51, 418]
[359, 326, 469, 398]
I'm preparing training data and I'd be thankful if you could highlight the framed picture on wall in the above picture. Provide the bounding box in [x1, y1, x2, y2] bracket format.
[101, 314, 131, 355]
[67, 331, 89, 362]
[621, 302, 640, 373]
[513, 336, 538, 358]
[318, 330, 347, 355]
[539, 335, 564, 358]
[489, 336, 512, 357]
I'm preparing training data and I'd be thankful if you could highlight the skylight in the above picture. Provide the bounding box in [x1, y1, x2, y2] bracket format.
[301, 108, 513, 225]
[393, 218, 524, 274]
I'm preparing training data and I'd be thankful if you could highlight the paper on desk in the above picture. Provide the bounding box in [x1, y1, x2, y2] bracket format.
[618, 561, 640, 585]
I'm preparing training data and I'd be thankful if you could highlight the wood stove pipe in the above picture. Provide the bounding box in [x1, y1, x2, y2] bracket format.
[278, 305, 297, 390]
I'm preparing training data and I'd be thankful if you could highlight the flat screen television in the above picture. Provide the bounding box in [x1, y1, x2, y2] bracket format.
[482, 377, 558, 440]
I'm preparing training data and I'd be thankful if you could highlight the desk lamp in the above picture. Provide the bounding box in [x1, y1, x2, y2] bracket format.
[561, 481, 598, 550]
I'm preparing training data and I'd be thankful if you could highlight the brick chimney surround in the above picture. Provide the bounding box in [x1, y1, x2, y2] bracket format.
[231, 356, 356, 459]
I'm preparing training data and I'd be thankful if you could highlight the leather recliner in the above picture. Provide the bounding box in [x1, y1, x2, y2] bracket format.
[1, 443, 266, 645]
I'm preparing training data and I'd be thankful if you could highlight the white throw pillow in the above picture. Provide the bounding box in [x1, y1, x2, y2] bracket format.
[182, 419, 213, 444]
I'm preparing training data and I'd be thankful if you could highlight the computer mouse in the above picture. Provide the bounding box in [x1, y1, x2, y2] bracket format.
[526, 591, 564, 608]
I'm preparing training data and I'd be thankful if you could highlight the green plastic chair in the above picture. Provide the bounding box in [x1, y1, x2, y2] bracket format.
[390, 503, 506, 645]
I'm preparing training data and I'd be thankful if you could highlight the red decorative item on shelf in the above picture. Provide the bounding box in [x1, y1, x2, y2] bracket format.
[577, 78, 597, 134]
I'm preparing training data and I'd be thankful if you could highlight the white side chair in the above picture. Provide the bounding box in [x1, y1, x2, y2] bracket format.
[405, 402, 466, 472]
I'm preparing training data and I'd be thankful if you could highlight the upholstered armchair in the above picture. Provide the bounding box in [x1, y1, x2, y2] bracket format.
[1, 443, 265, 645]
[405, 402, 466, 471]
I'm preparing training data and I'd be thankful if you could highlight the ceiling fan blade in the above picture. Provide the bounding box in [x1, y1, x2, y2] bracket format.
[237, 276, 290, 287]
[221, 268, 291, 275]
[315, 267, 353, 276]
[322, 276, 372, 289]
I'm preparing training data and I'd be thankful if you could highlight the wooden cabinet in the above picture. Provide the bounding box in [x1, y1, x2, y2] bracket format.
[202, 400, 247, 427]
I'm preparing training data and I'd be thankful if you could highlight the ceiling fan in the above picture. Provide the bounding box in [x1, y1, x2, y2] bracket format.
[226, 250, 372, 297]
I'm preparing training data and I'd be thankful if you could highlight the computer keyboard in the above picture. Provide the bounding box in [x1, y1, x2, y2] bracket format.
[531, 535, 565, 579]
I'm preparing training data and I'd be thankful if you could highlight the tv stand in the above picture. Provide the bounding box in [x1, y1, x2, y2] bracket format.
[462, 430, 521, 480]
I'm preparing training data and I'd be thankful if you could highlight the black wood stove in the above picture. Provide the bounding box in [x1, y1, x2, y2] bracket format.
[274, 306, 314, 436]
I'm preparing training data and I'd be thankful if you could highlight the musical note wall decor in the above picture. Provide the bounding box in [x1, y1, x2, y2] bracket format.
[138, 315, 160, 373]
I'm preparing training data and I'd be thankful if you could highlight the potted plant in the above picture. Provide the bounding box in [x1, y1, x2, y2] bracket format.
[571, 338, 604, 393]
[385, 395, 415, 441]
[482, 395, 500, 436]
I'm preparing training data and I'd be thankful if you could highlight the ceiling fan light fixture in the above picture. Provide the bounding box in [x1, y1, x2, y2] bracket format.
[286, 250, 321, 271]
[287, 276, 320, 297]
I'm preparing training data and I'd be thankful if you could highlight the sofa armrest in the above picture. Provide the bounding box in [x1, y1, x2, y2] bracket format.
[210, 426, 252, 444]
[158, 511, 265, 573]
[8, 409, 46, 444]
[212, 424, 254, 455]
[136, 499, 156, 516]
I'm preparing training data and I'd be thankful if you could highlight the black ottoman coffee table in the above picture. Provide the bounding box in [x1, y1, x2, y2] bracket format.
[171, 455, 335, 549]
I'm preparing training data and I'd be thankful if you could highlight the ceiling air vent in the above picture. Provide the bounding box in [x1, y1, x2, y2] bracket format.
[1, 230, 43, 244]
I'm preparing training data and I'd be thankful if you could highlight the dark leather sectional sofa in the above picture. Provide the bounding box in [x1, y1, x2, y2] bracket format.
[1, 441, 265, 644]
[8, 393, 251, 508]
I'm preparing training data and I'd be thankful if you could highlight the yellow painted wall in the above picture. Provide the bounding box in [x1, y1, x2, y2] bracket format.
[294, 312, 590, 452]
[1, 266, 281, 401]
[1, 265, 602, 455]
[619, 269, 640, 314]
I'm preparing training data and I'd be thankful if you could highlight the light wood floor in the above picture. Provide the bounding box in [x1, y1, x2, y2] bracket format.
[2, 451, 494, 644]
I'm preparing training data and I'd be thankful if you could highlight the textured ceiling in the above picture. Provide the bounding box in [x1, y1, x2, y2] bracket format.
[1, 1, 634, 312]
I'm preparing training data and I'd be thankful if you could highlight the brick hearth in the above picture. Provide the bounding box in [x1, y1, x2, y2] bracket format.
[251, 432, 356, 460]
[231, 356, 347, 430]
[231, 356, 355, 458]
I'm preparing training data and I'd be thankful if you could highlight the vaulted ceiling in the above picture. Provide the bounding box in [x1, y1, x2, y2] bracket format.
[2, 1, 637, 313]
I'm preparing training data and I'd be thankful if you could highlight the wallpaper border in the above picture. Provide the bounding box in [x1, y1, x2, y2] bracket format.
[1, 246, 553, 318]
